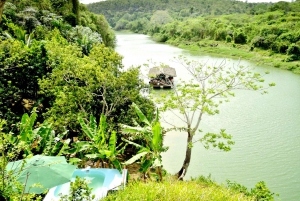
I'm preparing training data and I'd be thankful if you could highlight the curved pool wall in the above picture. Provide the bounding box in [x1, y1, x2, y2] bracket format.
[44, 168, 125, 201]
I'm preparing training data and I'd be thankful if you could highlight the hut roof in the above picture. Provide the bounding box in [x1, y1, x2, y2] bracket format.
[148, 67, 177, 77]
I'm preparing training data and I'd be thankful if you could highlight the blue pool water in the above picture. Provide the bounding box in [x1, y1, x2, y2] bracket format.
[54, 169, 105, 196]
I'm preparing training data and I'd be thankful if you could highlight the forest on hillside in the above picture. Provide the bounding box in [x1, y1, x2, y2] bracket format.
[87, 0, 300, 73]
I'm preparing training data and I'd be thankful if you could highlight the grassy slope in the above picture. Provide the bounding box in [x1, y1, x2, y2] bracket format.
[103, 176, 254, 201]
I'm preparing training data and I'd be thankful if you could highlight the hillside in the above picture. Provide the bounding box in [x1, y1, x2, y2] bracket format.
[87, 0, 300, 73]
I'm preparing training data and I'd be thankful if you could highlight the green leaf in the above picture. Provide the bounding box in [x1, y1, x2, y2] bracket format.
[98, 114, 107, 145]
[89, 115, 97, 134]
[152, 122, 162, 151]
[121, 138, 144, 148]
[74, 141, 92, 152]
[139, 159, 153, 173]
[109, 131, 117, 153]
[123, 151, 148, 165]
[78, 115, 94, 140]
[132, 102, 151, 126]
[121, 125, 148, 133]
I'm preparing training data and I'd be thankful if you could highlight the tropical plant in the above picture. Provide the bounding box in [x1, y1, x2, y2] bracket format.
[4, 109, 70, 157]
[68, 114, 124, 170]
[121, 103, 167, 181]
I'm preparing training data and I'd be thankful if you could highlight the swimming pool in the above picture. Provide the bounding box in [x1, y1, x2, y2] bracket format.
[43, 168, 127, 201]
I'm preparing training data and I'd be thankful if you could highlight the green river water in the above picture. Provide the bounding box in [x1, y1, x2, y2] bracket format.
[115, 32, 300, 201]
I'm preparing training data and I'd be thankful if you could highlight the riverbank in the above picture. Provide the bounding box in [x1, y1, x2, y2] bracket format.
[163, 38, 300, 74]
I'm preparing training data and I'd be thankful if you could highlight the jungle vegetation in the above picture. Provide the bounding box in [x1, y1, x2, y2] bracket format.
[87, 0, 300, 73]
[0, 0, 277, 200]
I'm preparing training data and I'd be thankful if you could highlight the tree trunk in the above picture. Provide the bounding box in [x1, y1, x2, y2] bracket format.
[177, 131, 193, 180]
[0, 0, 6, 24]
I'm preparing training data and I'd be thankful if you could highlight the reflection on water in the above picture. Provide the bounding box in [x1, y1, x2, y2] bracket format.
[116, 31, 300, 201]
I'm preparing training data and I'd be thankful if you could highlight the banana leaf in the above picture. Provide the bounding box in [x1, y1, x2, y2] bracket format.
[109, 131, 117, 153]
[139, 159, 153, 173]
[78, 115, 94, 140]
[123, 151, 148, 165]
[98, 114, 107, 145]
[122, 138, 143, 148]
[19, 112, 37, 141]
[121, 125, 149, 134]
[89, 115, 97, 135]
[132, 102, 151, 126]
[152, 122, 162, 151]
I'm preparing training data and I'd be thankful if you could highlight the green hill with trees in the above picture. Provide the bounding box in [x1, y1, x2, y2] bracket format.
[88, 0, 300, 73]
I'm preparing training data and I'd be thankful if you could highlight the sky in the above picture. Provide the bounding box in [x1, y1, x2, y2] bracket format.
[79, 0, 292, 4]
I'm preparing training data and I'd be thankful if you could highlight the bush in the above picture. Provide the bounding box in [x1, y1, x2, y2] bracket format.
[226, 35, 232, 43]
[286, 43, 300, 61]
[234, 31, 247, 44]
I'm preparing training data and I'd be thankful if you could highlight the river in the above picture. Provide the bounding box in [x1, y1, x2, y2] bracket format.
[115, 31, 300, 201]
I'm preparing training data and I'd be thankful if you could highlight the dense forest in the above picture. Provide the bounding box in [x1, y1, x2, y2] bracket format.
[0, 0, 158, 199]
[0, 0, 155, 133]
[88, 0, 300, 73]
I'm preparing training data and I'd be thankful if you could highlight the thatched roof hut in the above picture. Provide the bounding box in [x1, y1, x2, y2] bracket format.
[148, 67, 177, 77]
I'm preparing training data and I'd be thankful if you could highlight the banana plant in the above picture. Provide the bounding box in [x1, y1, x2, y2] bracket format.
[4, 109, 70, 156]
[70, 114, 124, 170]
[121, 103, 167, 181]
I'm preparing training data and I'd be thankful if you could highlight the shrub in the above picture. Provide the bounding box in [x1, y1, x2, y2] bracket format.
[234, 31, 247, 44]
[286, 43, 300, 61]
[226, 35, 232, 43]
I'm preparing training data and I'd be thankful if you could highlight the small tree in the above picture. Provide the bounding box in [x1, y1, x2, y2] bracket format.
[156, 56, 275, 179]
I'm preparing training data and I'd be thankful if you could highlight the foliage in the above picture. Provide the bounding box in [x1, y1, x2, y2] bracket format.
[59, 176, 95, 201]
[0, 38, 48, 131]
[150, 10, 173, 25]
[68, 114, 124, 170]
[39, 30, 154, 135]
[0, 0, 117, 134]
[121, 103, 167, 181]
[227, 180, 278, 201]
[4, 109, 70, 157]
[66, 25, 102, 55]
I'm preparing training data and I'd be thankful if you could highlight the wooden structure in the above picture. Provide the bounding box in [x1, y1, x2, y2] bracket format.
[148, 67, 176, 89]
